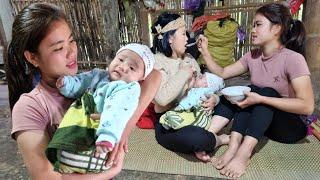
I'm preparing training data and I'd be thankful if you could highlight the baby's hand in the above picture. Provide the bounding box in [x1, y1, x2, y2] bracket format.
[179, 64, 196, 79]
[201, 94, 217, 112]
[188, 75, 196, 89]
[95, 141, 114, 158]
[56, 76, 65, 88]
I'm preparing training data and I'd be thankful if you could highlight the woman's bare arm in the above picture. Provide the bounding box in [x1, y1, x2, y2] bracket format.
[203, 57, 247, 79]
[261, 75, 314, 115]
[126, 69, 161, 132]
[197, 35, 247, 79]
[121, 69, 161, 142]
[16, 131, 122, 180]
[238, 75, 314, 115]
[105, 69, 162, 164]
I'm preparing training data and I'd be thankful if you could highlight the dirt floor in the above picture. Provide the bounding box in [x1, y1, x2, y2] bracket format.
[0, 72, 319, 179]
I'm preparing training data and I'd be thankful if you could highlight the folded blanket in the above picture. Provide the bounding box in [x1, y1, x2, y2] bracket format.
[159, 106, 212, 130]
[58, 150, 109, 173]
[46, 92, 109, 173]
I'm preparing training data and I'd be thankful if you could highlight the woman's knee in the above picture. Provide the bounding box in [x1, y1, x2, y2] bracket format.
[155, 125, 215, 153]
[154, 123, 167, 144]
[181, 126, 216, 152]
[258, 87, 280, 97]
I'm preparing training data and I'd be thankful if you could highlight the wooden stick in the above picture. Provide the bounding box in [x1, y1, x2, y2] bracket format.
[312, 128, 320, 140]
[311, 123, 320, 133]
[314, 120, 320, 128]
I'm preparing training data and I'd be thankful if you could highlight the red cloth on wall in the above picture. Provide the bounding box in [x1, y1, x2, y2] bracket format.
[191, 11, 229, 32]
[287, 0, 304, 14]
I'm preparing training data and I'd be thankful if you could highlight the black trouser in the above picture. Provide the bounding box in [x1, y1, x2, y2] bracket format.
[214, 85, 307, 144]
[155, 114, 217, 153]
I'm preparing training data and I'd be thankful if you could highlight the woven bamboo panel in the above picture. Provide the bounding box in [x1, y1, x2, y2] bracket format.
[124, 128, 320, 179]
[144, 0, 298, 60]
[9, 0, 303, 69]
[10, 0, 117, 70]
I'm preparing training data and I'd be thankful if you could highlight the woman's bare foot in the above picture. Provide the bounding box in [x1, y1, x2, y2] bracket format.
[210, 145, 238, 170]
[211, 131, 242, 170]
[195, 134, 229, 163]
[195, 151, 211, 162]
[217, 134, 230, 146]
[220, 135, 257, 178]
[219, 152, 251, 178]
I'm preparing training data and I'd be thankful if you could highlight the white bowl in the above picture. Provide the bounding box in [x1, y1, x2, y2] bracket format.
[221, 86, 251, 104]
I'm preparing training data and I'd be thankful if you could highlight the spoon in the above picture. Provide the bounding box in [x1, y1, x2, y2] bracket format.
[186, 42, 197, 47]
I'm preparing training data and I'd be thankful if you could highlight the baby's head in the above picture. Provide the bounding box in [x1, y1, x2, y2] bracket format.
[108, 43, 155, 83]
[194, 72, 224, 90]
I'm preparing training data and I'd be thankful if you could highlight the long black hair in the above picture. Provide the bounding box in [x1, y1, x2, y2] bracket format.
[5, 3, 67, 110]
[256, 3, 306, 57]
[150, 12, 181, 57]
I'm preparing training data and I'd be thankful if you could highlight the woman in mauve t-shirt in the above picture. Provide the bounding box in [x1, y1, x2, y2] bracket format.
[197, 3, 314, 179]
[7, 3, 160, 179]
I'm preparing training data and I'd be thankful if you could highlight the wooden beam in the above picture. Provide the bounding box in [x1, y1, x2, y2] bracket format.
[101, 0, 120, 60]
[0, 16, 8, 68]
[303, 0, 320, 72]
[303, 0, 320, 117]
[0, 17, 7, 47]
[138, 1, 150, 45]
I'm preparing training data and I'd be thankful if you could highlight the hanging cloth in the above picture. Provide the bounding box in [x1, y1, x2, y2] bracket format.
[198, 19, 238, 67]
[191, 11, 230, 32]
[286, 0, 305, 14]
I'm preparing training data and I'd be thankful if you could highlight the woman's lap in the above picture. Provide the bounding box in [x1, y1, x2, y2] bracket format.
[214, 85, 307, 143]
[153, 84, 308, 155]
[265, 110, 307, 143]
[154, 121, 216, 153]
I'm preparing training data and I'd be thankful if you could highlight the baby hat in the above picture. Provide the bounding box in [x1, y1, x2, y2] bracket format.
[116, 43, 155, 79]
[205, 72, 225, 92]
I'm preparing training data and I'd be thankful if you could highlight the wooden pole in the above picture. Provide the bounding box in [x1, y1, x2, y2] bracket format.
[101, 0, 120, 60]
[0, 16, 8, 71]
[303, 0, 320, 116]
[0, 17, 6, 47]
[138, 1, 150, 45]
[303, 0, 320, 72]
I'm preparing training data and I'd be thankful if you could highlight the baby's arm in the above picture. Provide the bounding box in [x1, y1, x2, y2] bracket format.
[57, 68, 106, 98]
[57, 75, 84, 98]
[209, 73, 225, 93]
[175, 88, 207, 111]
[94, 81, 141, 154]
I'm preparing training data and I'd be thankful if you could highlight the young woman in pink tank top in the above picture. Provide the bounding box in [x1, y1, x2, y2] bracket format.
[197, 3, 314, 178]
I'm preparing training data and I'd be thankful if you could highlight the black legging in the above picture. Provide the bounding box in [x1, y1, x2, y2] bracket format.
[214, 85, 307, 144]
[155, 113, 217, 154]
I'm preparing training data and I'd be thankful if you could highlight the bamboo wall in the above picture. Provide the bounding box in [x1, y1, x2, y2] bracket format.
[9, 0, 303, 70]
[140, 0, 304, 60]
[118, 1, 141, 45]
[10, 0, 118, 70]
